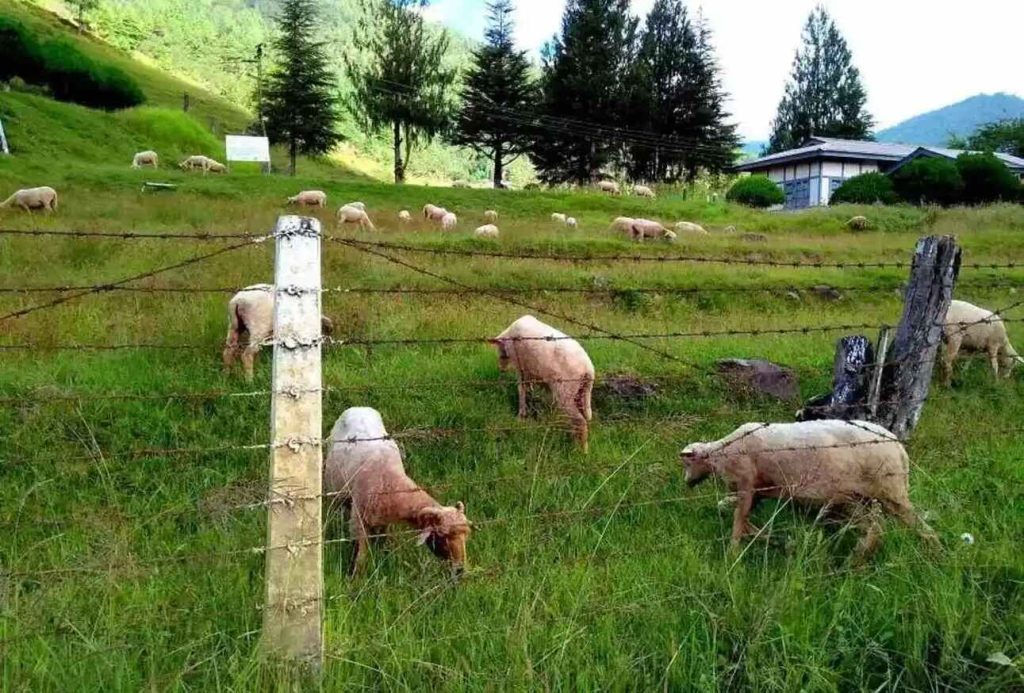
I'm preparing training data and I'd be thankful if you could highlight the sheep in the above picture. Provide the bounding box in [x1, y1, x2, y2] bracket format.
[452, 180, 470, 188]
[222, 284, 334, 381]
[206, 160, 227, 174]
[287, 190, 327, 208]
[633, 184, 656, 198]
[846, 215, 871, 231]
[337, 204, 375, 230]
[474, 224, 499, 238]
[324, 406, 472, 575]
[566, 217, 578, 230]
[483, 210, 498, 223]
[674, 221, 708, 235]
[609, 216, 635, 234]
[681, 420, 940, 558]
[131, 150, 159, 169]
[941, 299, 1022, 385]
[441, 211, 458, 231]
[723, 225, 737, 234]
[630, 218, 674, 243]
[178, 155, 212, 173]
[0, 186, 58, 213]
[551, 213, 567, 224]
[346, 201, 366, 211]
[398, 210, 412, 223]
[491, 315, 595, 452]
[423, 204, 447, 222]
[597, 180, 620, 195]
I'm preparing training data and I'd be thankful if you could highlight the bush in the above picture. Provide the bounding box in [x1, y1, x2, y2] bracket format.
[891, 157, 963, 206]
[956, 152, 1022, 205]
[830, 172, 897, 205]
[0, 17, 143, 110]
[727, 176, 784, 208]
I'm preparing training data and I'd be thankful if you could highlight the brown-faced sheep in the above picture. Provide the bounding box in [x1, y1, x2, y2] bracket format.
[131, 150, 159, 168]
[0, 186, 58, 213]
[324, 407, 472, 576]
[681, 419, 940, 558]
[287, 190, 327, 208]
[942, 299, 1021, 384]
[491, 315, 595, 452]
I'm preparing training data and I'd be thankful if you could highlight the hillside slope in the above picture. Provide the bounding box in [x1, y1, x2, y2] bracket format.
[877, 93, 1024, 146]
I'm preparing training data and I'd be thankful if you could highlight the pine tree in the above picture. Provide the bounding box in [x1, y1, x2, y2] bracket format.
[346, 0, 456, 184]
[766, 5, 873, 154]
[532, 0, 637, 185]
[262, 0, 342, 175]
[450, 0, 539, 188]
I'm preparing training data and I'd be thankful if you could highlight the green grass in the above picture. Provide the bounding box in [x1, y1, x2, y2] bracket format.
[1, 158, 1023, 690]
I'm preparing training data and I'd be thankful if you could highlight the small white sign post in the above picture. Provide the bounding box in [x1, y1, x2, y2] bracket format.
[0, 118, 9, 155]
[225, 135, 271, 172]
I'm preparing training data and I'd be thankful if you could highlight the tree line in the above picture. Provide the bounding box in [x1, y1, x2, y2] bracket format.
[263, 0, 738, 183]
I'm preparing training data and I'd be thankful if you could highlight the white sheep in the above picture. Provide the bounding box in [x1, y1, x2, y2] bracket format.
[324, 407, 472, 575]
[551, 213, 567, 224]
[287, 190, 327, 208]
[942, 300, 1022, 384]
[337, 204, 375, 230]
[474, 224, 499, 238]
[681, 420, 940, 557]
[441, 212, 458, 231]
[491, 315, 595, 452]
[633, 184, 655, 198]
[597, 180, 621, 195]
[565, 217, 578, 229]
[206, 159, 227, 174]
[609, 216, 635, 234]
[630, 219, 674, 242]
[0, 186, 58, 213]
[131, 150, 159, 169]
[674, 221, 708, 235]
[483, 210, 498, 223]
[222, 284, 333, 381]
[346, 201, 366, 210]
[178, 155, 212, 173]
[423, 204, 447, 222]
[398, 210, 412, 223]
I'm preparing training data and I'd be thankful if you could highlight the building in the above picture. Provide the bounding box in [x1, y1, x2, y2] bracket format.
[735, 137, 1024, 209]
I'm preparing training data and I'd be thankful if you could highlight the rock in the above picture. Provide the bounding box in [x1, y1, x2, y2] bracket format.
[785, 291, 801, 301]
[811, 285, 843, 301]
[716, 359, 800, 402]
[740, 232, 768, 243]
[598, 375, 659, 401]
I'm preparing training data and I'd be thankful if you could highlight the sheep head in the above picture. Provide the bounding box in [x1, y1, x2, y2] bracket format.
[415, 502, 471, 574]
[680, 443, 714, 488]
[489, 338, 512, 372]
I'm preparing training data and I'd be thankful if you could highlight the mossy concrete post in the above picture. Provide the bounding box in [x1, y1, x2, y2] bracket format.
[877, 235, 961, 440]
[262, 215, 324, 666]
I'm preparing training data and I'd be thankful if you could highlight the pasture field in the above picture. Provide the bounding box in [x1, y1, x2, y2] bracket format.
[1, 169, 1024, 690]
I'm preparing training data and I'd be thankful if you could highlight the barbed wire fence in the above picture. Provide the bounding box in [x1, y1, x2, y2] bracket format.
[2, 219, 1023, 668]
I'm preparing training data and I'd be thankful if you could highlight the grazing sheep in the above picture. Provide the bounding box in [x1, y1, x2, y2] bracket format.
[491, 315, 595, 452]
[942, 300, 1022, 385]
[324, 407, 472, 575]
[630, 219, 673, 242]
[287, 190, 327, 208]
[723, 225, 737, 234]
[178, 155, 213, 173]
[674, 221, 708, 235]
[483, 210, 498, 223]
[566, 217, 578, 229]
[551, 213, 567, 224]
[609, 216, 635, 234]
[206, 160, 227, 174]
[222, 284, 334, 381]
[337, 204, 375, 230]
[681, 420, 940, 557]
[597, 180, 621, 195]
[452, 180, 470, 188]
[346, 201, 366, 210]
[474, 223, 499, 238]
[0, 186, 58, 213]
[441, 212, 458, 231]
[423, 204, 447, 222]
[398, 210, 412, 223]
[131, 150, 159, 169]
[846, 215, 870, 231]
[633, 184, 656, 198]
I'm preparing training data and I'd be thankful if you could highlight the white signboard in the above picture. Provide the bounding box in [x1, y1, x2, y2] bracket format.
[225, 135, 270, 163]
[0, 118, 9, 155]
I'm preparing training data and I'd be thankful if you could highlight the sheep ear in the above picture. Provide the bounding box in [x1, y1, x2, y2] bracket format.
[455, 501, 465, 513]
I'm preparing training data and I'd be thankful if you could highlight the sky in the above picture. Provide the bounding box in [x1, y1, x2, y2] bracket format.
[420, 0, 1024, 141]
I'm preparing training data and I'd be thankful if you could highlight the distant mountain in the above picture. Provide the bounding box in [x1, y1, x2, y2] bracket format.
[876, 93, 1024, 146]
[739, 140, 767, 159]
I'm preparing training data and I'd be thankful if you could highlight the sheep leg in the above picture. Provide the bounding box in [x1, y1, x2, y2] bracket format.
[988, 346, 1001, 380]
[850, 502, 884, 564]
[884, 501, 941, 552]
[241, 345, 260, 382]
[730, 489, 756, 547]
[348, 513, 370, 576]
[942, 336, 961, 386]
[222, 342, 240, 374]
[517, 377, 529, 418]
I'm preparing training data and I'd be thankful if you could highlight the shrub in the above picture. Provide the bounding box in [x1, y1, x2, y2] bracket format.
[955, 152, 1021, 205]
[727, 176, 784, 208]
[830, 172, 897, 205]
[891, 157, 963, 206]
[0, 17, 143, 110]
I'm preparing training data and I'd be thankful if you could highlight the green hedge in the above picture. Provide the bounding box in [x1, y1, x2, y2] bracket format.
[0, 17, 143, 110]
[891, 158, 964, 207]
[956, 153, 1022, 205]
[830, 172, 898, 205]
[727, 175, 784, 208]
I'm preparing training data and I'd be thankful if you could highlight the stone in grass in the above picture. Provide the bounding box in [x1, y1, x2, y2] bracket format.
[811, 285, 843, 301]
[717, 358, 800, 402]
[740, 232, 768, 243]
[598, 374, 659, 402]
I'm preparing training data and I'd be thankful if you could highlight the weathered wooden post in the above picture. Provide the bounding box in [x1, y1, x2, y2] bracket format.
[796, 335, 874, 421]
[262, 215, 324, 665]
[183, 91, 190, 113]
[876, 235, 960, 439]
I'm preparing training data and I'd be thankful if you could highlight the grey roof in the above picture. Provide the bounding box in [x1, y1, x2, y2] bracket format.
[735, 137, 917, 171]
[900, 145, 1024, 172]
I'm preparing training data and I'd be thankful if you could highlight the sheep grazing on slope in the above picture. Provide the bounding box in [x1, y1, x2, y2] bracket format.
[179, 155, 212, 173]
[847, 215, 871, 231]
[565, 217, 578, 229]
[597, 180, 620, 195]
[337, 204, 375, 230]
[633, 184, 656, 198]
[346, 201, 366, 210]
[474, 224, 499, 238]
[0, 186, 58, 213]
[681, 420, 940, 558]
[942, 299, 1022, 385]
[483, 209, 498, 223]
[222, 284, 333, 381]
[398, 210, 412, 223]
[423, 204, 447, 222]
[287, 190, 327, 208]
[674, 221, 708, 235]
[324, 407, 472, 576]
[491, 315, 595, 452]
[206, 160, 227, 174]
[551, 213, 567, 224]
[630, 219, 674, 242]
[609, 216, 635, 235]
[131, 150, 159, 169]
[441, 211, 458, 231]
